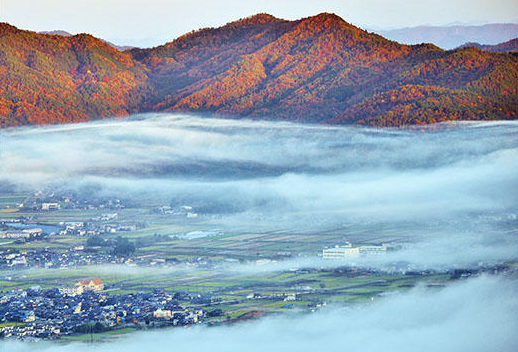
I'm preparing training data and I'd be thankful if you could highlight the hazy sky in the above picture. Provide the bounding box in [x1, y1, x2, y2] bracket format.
[1, 0, 518, 46]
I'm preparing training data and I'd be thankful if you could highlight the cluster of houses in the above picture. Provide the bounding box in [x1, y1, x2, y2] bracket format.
[0, 282, 206, 340]
[59, 279, 105, 296]
[155, 205, 198, 218]
[0, 228, 43, 240]
[1, 216, 143, 241]
[0, 247, 133, 269]
[0, 246, 214, 270]
[91, 213, 118, 222]
[56, 220, 141, 237]
[19, 191, 130, 212]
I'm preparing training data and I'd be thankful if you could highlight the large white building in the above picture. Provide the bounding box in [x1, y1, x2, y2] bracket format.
[323, 243, 360, 259]
[153, 309, 172, 319]
[42, 203, 60, 211]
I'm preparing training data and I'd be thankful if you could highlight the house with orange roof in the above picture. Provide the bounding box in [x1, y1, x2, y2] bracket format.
[75, 278, 104, 291]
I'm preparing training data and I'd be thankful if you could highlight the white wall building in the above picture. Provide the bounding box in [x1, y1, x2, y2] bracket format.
[323, 243, 360, 259]
[154, 309, 172, 319]
[42, 203, 60, 210]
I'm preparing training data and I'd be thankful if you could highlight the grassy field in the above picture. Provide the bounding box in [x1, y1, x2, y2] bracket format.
[0, 195, 28, 209]
[58, 327, 140, 343]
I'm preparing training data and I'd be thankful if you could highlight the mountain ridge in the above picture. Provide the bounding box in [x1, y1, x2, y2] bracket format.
[1, 13, 517, 128]
[458, 38, 518, 53]
[375, 23, 518, 49]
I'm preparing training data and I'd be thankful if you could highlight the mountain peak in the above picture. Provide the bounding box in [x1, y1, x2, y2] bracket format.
[306, 12, 348, 25]
[314, 12, 345, 22]
[297, 12, 360, 34]
[229, 13, 283, 27]
[39, 30, 72, 37]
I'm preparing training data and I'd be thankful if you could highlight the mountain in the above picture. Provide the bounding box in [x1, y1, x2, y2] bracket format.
[0, 23, 149, 126]
[459, 38, 518, 53]
[40, 29, 135, 51]
[375, 24, 518, 50]
[104, 42, 135, 52]
[1, 14, 517, 128]
[39, 30, 72, 37]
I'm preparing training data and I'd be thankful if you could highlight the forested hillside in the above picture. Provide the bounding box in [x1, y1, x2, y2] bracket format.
[1, 13, 517, 127]
[0, 23, 148, 126]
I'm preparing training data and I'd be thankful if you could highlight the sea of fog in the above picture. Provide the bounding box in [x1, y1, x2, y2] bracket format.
[0, 114, 517, 350]
[1, 114, 517, 222]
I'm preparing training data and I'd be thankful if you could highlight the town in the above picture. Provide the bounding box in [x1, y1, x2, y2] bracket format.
[0, 278, 205, 339]
[2, 261, 515, 341]
[1, 190, 516, 342]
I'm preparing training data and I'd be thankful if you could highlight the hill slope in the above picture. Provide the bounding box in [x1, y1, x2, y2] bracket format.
[1, 14, 517, 127]
[0, 23, 149, 127]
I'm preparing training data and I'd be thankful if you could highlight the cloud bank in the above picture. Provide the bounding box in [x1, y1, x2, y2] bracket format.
[1, 114, 517, 268]
[1, 114, 516, 220]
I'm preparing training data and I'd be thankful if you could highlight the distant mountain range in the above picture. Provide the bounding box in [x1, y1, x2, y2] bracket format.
[39, 30, 135, 51]
[39, 30, 73, 37]
[459, 38, 518, 53]
[375, 23, 518, 50]
[1, 13, 517, 127]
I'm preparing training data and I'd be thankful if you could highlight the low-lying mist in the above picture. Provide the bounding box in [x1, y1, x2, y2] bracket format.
[1, 114, 517, 350]
[4, 276, 517, 352]
[1, 114, 516, 216]
[1, 114, 517, 269]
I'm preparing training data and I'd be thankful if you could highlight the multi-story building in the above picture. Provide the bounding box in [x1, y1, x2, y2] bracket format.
[323, 243, 360, 258]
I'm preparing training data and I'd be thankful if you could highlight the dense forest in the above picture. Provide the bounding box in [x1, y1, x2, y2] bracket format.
[0, 23, 149, 127]
[1, 13, 517, 127]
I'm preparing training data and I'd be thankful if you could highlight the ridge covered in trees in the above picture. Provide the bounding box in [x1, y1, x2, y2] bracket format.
[1, 13, 517, 128]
